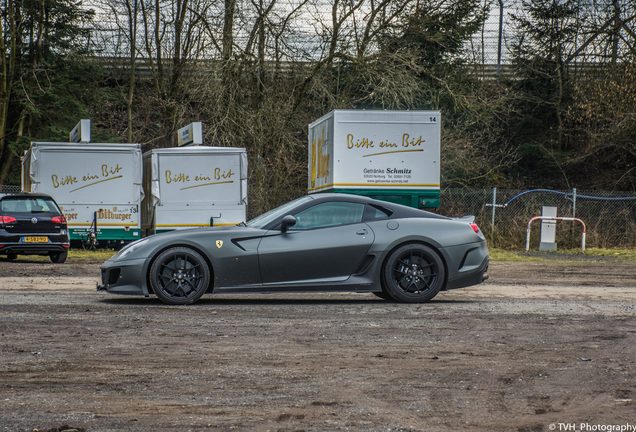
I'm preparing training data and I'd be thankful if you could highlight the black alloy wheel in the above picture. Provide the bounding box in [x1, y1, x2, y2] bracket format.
[382, 244, 445, 303]
[372, 291, 392, 300]
[149, 247, 210, 305]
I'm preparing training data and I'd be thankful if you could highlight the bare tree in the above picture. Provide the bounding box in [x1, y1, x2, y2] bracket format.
[124, 0, 139, 142]
[0, 0, 20, 183]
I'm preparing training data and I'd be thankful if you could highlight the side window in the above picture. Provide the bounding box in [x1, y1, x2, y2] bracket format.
[364, 204, 392, 222]
[293, 202, 365, 230]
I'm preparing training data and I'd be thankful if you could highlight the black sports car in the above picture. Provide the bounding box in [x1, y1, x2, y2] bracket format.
[0, 193, 70, 263]
[98, 193, 489, 304]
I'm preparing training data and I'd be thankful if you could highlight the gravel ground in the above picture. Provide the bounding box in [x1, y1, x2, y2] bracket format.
[0, 257, 634, 432]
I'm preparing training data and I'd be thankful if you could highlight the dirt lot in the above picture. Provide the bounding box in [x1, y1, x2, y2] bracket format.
[0, 255, 634, 432]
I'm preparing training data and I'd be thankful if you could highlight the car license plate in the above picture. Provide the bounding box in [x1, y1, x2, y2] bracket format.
[24, 236, 49, 243]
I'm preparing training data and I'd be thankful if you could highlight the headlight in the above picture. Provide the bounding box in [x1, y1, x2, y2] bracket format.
[115, 238, 149, 260]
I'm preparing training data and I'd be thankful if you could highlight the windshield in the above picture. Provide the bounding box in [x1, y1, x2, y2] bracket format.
[0, 197, 61, 214]
[246, 196, 312, 229]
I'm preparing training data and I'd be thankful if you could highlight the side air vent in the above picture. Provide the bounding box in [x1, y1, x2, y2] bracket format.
[108, 268, 121, 285]
[355, 255, 375, 275]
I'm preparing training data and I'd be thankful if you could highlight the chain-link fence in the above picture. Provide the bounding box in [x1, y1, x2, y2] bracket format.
[439, 188, 636, 249]
[0, 185, 20, 194]
[3, 183, 634, 248]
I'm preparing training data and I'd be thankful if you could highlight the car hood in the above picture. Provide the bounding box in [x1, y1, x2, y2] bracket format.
[153, 225, 254, 237]
[108, 225, 263, 262]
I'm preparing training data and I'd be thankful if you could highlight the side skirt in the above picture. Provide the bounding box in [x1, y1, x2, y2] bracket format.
[213, 275, 380, 294]
[213, 284, 378, 294]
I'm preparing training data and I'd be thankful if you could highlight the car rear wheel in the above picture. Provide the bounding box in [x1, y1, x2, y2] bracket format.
[149, 247, 210, 305]
[382, 244, 445, 303]
[49, 251, 67, 264]
[7, 253, 17, 261]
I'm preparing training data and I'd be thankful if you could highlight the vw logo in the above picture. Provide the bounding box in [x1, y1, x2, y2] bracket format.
[31, 217, 38, 224]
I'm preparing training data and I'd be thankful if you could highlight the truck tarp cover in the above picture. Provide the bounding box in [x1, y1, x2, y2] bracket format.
[150, 146, 247, 206]
[30, 143, 143, 204]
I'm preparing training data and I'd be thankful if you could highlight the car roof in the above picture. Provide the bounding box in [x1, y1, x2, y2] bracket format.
[308, 193, 375, 203]
[307, 193, 448, 220]
[0, 192, 54, 200]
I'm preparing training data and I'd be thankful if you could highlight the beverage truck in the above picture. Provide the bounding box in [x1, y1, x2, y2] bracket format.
[308, 110, 441, 208]
[21, 142, 144, 242]
[142, 146, 248, 234]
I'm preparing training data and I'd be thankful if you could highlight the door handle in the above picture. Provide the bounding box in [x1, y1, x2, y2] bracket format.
[356, 229, 368, 235]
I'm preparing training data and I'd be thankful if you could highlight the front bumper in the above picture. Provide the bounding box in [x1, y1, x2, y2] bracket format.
[97, 258, 148, 296]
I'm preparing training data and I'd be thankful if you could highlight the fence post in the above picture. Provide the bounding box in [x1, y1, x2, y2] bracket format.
[496, 0, 504, 80]
[572, 187, 577, 218]
[491, 187, 497, 245]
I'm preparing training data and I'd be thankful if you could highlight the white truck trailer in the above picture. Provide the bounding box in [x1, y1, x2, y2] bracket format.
[21, 142, 143, 241]
[142, 146, 247, 234]
[308, 110, 441, 208]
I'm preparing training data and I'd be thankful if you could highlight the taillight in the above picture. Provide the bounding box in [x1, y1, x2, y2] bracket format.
[469, 223, 480, 234]
[51, 215, 67, 224]
[0, 215, 17, 224]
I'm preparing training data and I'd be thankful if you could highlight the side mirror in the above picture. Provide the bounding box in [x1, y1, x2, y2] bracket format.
[280, 215, 297, 233]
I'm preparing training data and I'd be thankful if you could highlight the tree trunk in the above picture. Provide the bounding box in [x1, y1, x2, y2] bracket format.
[125, 0, 138, 143]
[612, 0, 621, 63]
[0, 0, 18, 183]
[257, 0, 266, 98]
[221, 0, 236, 106]
[0, 110, 25, 184]
[154, 0, 163, 92]
[222, 0, 235, 62]
[170, 0, 188, 98]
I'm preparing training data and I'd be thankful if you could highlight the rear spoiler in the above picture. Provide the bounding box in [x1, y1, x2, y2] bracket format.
[452, 215, 476, 223]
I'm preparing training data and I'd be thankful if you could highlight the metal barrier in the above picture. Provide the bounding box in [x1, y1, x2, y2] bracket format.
[445, 188, 635, 248]
[525, 216, 587, 253]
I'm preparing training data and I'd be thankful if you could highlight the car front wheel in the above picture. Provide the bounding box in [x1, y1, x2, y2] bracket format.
[149, 247, 211, 305]
[382, 243, 445, 303]
[372, 291, 392, 300]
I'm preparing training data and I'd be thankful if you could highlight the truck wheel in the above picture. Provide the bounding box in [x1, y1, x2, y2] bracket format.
[49, 251, 68, 264]
[149, 247, 210, 305]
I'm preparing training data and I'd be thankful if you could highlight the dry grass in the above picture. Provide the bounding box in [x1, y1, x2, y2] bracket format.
[490, 247, 636, 263]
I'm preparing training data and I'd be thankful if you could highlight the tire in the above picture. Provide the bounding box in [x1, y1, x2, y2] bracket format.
[382, 243, 446, 303]
[149, 247, 211, 305]
[49, 251, 68, 264]
[372, 291, 392, 300]
[7, 254, 17, 261]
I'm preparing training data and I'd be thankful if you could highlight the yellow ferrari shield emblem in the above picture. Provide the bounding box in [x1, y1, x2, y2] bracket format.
[215, 240, 223, 249]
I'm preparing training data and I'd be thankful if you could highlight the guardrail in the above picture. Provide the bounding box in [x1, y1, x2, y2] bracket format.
[525, 216, 587, 253]
[89, 56, 624, 81]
